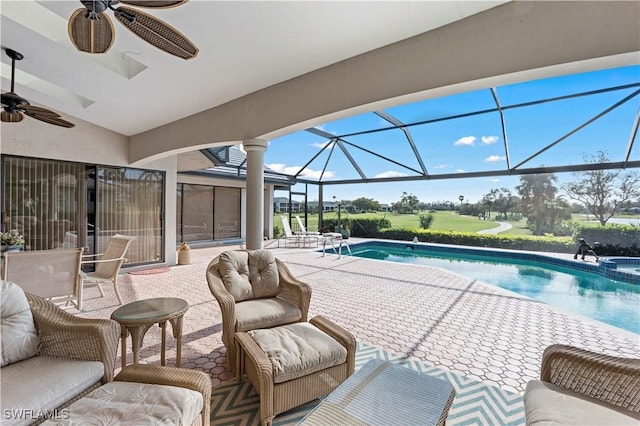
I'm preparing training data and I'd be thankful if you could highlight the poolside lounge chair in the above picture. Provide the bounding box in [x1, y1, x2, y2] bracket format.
[277, 215, 303, 247]
[294, 215, 320, 247]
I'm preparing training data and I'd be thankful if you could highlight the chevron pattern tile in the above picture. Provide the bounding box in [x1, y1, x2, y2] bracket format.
[211, 342, 525, 425]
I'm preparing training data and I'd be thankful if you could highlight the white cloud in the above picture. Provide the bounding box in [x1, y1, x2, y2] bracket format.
[489, 178, 500, 183]
[310, 140, 333, 149]
[265, 163, 335, 180]
[300, 169, 335, 179]
[433, 164, 448, 169]
[454, 136, 476, 146]
[315, 124, 337, 135]
[374, 171, 408, 178]
[455, 169, 466, 173]
[485, 155, 506, 163]
[481, 135, 499, 145]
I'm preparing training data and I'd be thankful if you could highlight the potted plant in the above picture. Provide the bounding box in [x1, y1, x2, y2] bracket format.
[1, 229, 25, 253]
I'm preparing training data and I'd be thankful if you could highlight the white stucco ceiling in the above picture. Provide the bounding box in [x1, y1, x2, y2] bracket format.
[0, 1, 509, 136]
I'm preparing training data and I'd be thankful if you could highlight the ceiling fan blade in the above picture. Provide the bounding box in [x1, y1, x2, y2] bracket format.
[68, 8, 115, 54]
[20, 104, 61, 117]
[1, 110, 24, 123]
[24, 111, 75, 128]
[114, 6, 198, 59]
[119, 1, 188, 9]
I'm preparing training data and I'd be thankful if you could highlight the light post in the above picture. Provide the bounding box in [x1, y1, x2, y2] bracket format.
[458, 195, 464, 213]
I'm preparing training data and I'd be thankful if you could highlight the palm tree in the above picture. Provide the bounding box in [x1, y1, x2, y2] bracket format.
[516, 173, 559, 235]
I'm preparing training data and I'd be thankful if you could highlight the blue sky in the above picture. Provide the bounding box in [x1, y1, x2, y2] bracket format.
[265, 65, 640, 205]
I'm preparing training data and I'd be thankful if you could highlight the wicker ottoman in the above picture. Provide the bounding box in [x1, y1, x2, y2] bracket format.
[235, 315, 356, 426]
[42, 365, 211, 426]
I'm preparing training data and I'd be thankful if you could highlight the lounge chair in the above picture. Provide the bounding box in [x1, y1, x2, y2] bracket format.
[294, 215, 320, 246]
[277, 215, 302, 247]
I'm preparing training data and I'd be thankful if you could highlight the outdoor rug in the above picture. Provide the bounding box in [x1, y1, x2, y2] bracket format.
[210, 342, 525, 425]
[128, 266, 171, 275]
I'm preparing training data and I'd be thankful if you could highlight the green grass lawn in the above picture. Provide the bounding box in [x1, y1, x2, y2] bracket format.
[278, 210, 639, 238]
[278, 211, 506, 234]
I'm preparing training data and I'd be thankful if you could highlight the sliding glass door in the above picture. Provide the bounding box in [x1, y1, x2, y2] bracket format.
[2, 156, 164, 266]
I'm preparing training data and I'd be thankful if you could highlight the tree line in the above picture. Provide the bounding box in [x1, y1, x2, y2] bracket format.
[326, 152, 640, 236]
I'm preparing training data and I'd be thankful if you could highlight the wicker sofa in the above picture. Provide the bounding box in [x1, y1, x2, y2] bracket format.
[1, 281, 211, 425]
[524, 344, 640, 425]
[0, 280, 119, 425]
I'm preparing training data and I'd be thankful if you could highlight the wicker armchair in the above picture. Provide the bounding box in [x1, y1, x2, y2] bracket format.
[206, 250, 311, 369]
[26, 292, 120, 383]
[525, 344, 640, 425]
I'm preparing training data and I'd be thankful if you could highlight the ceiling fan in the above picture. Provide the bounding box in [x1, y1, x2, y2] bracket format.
[1, 48, 75, 128]
[68, 0, 199, 60]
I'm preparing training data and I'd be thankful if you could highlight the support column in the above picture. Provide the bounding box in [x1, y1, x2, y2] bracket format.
[243, 138, 268, 250]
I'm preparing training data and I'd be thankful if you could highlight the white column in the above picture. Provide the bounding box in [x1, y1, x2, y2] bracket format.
[243, 138, 268, 250]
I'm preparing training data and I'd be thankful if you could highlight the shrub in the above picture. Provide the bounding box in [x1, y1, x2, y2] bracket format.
[323, 217, 391, 237]
[375, 228, 574, 253]
[419, 214, 434, 229]
[573, 224, 640, 256]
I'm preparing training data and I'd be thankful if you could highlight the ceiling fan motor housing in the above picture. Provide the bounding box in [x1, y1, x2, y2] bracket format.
[81, 0, 109, 19]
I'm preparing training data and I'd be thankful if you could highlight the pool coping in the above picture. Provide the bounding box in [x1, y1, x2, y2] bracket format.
[343, 239, 640, 285]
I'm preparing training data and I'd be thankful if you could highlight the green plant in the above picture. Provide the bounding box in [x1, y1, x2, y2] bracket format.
[1, 229, 25, 246]
[419, 213, 434, 229]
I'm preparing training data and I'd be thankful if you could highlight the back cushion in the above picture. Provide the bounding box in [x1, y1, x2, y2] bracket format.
[1, 280, 40, 367]
[248, 250, 280, 298]
[219, 251, 254, 301]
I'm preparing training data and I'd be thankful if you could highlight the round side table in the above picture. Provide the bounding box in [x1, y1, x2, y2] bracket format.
[111, 297, 189, 370]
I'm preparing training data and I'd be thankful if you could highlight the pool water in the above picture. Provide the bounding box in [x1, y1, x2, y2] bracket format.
[351, 245, 640, 335]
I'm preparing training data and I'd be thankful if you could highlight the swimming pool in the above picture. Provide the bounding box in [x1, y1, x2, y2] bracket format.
[349, 241, 640, 335]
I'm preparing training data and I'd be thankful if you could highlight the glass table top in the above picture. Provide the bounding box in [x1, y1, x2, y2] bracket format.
[111, 297, 189, 322]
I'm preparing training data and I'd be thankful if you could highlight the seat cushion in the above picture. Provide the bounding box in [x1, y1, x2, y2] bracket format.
[248, 322, 347, 384]
[235, 298, 302, 332]
[41, 381, 203, 426]
[0, 280, 39, 367]
[1, 356, 104, 426]
[524, 380, 640, 425]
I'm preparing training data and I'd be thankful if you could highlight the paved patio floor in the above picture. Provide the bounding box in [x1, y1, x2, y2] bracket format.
[77, 240, 639, 396]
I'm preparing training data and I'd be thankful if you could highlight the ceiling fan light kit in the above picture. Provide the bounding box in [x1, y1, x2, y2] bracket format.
[1, 48, 75, 128]
[68, 0, 198, 59]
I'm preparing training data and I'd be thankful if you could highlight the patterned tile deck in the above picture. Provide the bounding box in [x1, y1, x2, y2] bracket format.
[76, 240, 639, 416]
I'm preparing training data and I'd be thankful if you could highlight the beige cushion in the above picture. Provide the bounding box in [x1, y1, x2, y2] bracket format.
[248, 322, 347, 384]
[219, 250, 281, 302]
[1, 280, 39, 367]
[235, 298, 302, 332]
[248, 250, 280, 298]
[219, 251, 253, 301]
[525, 380, 640, 425]
[1, 356, 104, 426]
[42, 381, 203, 426]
